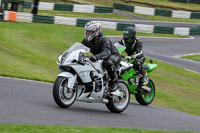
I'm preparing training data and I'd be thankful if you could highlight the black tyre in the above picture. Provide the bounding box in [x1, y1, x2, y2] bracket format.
[135, 79, 155, 106]
[106, 80, 130, 113]
[53, 77, 77, 108]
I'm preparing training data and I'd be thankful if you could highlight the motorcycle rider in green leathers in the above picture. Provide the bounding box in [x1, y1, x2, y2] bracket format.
[119, 27, 149, 88]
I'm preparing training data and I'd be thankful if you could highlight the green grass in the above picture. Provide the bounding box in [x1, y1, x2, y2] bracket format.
[127, 12, 200, 23]
[23, 6, 200, 24]
[118, 0, 200, 11]
[23, 9, 131, 20]
[76, 0, 114, 6]
[181, 54, 200, 62]
[27, 0, 200, 11]
[0, 124, 197, 133]
[0, 22, 199, 116]
[78, 0, 200, 11]
[26, 0, 81, 4]
[139, 58, 200, 116]
[24, 8, 200, 24]
[23, 1, 200, 23]
[37, 10, 130, 20]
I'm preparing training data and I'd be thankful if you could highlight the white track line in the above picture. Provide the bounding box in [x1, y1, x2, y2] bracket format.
[184, 69, 200, 74]
[172, 53, 200, 74]
[173, 53, 200, 58]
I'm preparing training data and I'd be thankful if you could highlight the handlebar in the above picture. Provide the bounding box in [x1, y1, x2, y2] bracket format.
[82, 55, 103, 75]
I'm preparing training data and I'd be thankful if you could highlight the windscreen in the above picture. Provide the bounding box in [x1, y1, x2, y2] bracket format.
[66, 42, 90, 53]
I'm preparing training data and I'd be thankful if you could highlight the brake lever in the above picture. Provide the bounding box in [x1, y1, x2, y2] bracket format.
[83, 56, 90, 62]
[83, 56, 103, 75]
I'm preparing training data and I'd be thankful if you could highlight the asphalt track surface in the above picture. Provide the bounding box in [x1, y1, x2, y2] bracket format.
[109, 36, 200, 73]
[0, 76, 200, 132]
[0, 36, 200, 132]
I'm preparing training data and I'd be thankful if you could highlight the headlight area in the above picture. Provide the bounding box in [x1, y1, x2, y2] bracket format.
[59, 66, 72, 72]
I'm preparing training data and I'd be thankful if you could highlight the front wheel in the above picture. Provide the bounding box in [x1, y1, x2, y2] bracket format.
[53, 77, 77, 108]
[106, 80, 130, 113]
[135, 79, 155, 106]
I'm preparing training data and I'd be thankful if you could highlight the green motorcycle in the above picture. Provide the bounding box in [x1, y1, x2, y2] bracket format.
[115, 43, 158, 105]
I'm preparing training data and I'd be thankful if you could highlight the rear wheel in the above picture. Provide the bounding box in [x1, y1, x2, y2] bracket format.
[135, 79, 155, 105]
[106, 80, 130, 113]
[53, 77, 77, 108]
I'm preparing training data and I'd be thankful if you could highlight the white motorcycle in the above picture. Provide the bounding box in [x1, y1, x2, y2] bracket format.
[53, 42, 131, 113]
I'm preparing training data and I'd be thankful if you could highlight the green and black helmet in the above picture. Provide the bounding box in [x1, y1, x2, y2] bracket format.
[123, 27, 136, 42]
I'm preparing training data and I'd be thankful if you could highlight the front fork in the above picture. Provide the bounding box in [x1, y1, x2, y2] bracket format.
[68, 74, 77, 90]
[136, 74, 151, 92]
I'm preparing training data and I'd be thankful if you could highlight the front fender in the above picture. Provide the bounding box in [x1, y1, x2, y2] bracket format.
[57, 72, 77, 89]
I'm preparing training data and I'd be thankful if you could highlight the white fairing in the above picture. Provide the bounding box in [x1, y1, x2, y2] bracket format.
[61, 49, 83, 65]
[56, 42, 107, 103]
[114, 43, 123, 49]
[72, 61, 105, 83]
[120, 61, 133, 67]
[56, 42, 129, 104]
[57, 43, 106, 83]
[76, 83, 106, 103]
[70, 64, 94, 83]
[57, 42, 90, 65]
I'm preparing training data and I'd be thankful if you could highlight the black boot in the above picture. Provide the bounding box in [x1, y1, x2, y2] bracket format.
[110, 79, 119, 92]
[108, 66, 119, 92]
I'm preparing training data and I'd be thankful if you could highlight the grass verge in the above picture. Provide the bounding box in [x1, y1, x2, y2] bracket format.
[78, 0, 200, 11]
[26, 0, 82, 4]
[138, 58, 200, 116]
[0, 124, 197, 133]
[180, 54, 200, 62]
[116, 0, 200, 11]
[23, 9, 131, 20]
[0, 22, 199, 116]
[23, 8, 200, 23]
[27, 0, 200, 11]
[127, 12, 200, 23]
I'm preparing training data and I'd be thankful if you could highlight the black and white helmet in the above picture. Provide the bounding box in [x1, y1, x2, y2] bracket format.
[85, 21, 102, 41]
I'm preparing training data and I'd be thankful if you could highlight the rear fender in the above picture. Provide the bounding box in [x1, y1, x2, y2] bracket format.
[144, 63, 158, 73]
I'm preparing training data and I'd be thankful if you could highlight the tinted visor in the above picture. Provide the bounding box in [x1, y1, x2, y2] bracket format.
[123, 30, 131, 42]
[86, 30, 94, 35]
[123, 33, 130, 38]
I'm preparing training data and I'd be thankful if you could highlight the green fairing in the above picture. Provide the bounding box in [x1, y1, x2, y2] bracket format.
[121, 67, 137, 93]
[118, 46, 126, 54]
[121, 63, 157, 93]
[117, 44, 157, 105]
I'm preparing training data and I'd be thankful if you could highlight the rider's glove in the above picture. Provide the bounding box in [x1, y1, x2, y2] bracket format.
[89, 55, 98, 62]
[124, 56, 132, 60]
[132, 55, 137, 60]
